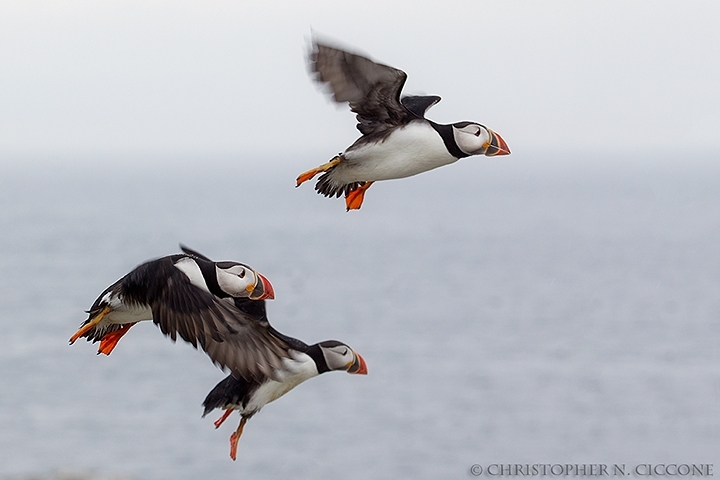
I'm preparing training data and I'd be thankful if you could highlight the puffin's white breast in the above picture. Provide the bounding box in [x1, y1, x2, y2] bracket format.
[339, 122, 458, 182]
[102, 292, 152, 324]
[243, 351, 319, 414]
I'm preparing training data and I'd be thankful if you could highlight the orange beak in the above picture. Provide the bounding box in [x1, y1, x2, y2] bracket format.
[249, 273, 275, 300]
[348, 352, 368, 375]
[485, 130, 511, 156]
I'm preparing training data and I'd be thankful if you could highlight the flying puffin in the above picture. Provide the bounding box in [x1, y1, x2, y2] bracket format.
[69, 245, 275, 356]
[201, 296, 367, 461]
[296, 39, 511, 210]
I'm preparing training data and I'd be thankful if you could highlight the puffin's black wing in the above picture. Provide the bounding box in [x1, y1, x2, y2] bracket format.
[179, 244, 213, 263]
[401, 95, 442, 119]
[145, 261, 291, 382]
[310, 41, 410, 136]
[233, 297, 311, 353]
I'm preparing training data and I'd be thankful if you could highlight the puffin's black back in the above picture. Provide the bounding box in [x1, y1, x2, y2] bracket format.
[123, 255, 222, 313]
[122, 256, 180, 305]
[233, 297, 310, 352]
[400, 95, 441, 119]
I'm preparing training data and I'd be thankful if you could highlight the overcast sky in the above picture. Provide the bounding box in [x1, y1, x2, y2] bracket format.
[1, 1, 718, 165]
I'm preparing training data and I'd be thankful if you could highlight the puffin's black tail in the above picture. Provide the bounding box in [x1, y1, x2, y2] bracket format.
[316, 173, 364, 198]
[202, 374, 254, 417]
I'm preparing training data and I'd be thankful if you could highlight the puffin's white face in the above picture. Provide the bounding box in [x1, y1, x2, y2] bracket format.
[215, 263, 255, 296]
[453, 122, 511, 157]
[319, 341, 368, 374]
[452, 122, 493, 156]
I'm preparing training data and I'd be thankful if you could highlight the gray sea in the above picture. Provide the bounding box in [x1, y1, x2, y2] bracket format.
[1, 151, 719, 479]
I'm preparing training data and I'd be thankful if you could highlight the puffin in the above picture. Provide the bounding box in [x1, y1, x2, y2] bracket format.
[201, 296, 367, 461]
[69, 245, 274, 356]
[296, 39, 511, 210]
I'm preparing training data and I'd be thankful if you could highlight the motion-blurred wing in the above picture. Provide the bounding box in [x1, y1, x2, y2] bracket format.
[151, 267, 290, 382]
[310, 41, 410, 136]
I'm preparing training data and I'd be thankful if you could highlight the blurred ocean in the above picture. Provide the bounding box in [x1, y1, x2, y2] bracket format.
[0, 151, 719, 479]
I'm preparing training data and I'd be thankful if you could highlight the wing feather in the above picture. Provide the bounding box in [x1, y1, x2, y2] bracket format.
[310, 41, 410, 136]
[151, 267, 290, 382]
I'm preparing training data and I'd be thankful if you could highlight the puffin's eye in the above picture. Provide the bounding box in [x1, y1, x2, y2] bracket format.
[237, 269, 245, 278]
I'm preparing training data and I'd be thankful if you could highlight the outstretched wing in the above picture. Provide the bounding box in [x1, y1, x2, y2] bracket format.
[149, 261, 290, 382]
[310, 41, 411, 136]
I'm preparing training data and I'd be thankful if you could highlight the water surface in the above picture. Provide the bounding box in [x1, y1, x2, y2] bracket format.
[1, 152, 719, 478]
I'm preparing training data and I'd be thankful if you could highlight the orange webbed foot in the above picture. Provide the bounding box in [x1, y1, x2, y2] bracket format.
[296, 156, 342, 187]
[296, 169, 321, 187]
[229, 417, 247, 461]
[97, 322, 137, 355]
[69, 306, 110, 345]
[345, 182, 374, 211]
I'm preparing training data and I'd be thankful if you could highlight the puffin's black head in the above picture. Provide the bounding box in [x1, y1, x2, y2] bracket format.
[315, 340, 368, 375]
[452, 122, 510, 157]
